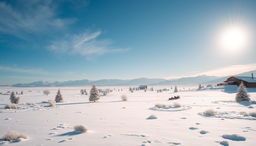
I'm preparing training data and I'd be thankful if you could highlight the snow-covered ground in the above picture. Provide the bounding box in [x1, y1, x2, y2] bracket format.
[0, 86, 256, 146]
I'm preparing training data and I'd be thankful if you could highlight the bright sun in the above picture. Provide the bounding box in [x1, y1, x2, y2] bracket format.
[217, 25, 250, 55]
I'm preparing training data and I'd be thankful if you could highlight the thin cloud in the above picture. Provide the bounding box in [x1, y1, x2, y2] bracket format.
[0, 66, 50, 75]
[165, 64, 256, 79]
[48, 31, 129, 58]
[0, 0, 75, 38]
[199, 64, 256, 77]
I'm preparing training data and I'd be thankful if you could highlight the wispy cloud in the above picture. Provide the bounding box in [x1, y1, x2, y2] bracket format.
[165, 64, 256, 79]
[48, 31, 129, 58]
[0, 0, 75, 38]
[0, 66, 49, 75]
[199, 64, 256, 77]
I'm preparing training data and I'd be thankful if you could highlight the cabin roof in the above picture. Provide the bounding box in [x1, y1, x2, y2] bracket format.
[230, 76, 256, 83]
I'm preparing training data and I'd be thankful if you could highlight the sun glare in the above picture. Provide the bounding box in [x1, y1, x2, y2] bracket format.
[217, 25, 250, 55]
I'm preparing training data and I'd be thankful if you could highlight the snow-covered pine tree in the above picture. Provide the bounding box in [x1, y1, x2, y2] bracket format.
[89, 85, 100, 102]
[10, 91, 20, 104]
[80, 89, 84, 95]
[55, 90, 63, 103]
[174, 86, 178, 93]
[198, 84, 203, 90]
[84, 89, 87, 95]
[236, 82, 250, 102]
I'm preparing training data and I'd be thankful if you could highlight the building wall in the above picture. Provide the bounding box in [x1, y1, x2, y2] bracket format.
[225, 77, 256, 88]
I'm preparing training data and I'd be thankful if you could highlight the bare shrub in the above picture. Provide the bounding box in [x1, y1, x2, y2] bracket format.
[155, 104, 166, 108]
[43, 90, 50, 96]
[173, 103, 181, 108]
[5, 104, 17, 109]
[239, 112, 249, 116]
[25, 102, 35, 105]
[203, 109, 217, 117]
[174, 86, 178, 93]
[47, 100, 56, 107]
[10, 92, 20, 104]
[55, 90, 63, 103]
[121, 95, 127, 101]
[2, 131, 27, 141]
[249, 112, 256, 118]
[74, 125, 87, 133]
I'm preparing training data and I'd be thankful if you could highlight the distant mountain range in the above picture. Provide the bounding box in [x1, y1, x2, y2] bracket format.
[12, 70, 255, 87]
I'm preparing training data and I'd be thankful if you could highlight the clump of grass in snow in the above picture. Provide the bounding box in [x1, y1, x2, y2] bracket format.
[173, 103, 181, 108]
[203, 109, 217, 117]
[47, 100, 56, 107]
[249, 112, 256, 117]
[74, 125, 87, 133]
[239, 112, 249, 116]
[155, 104, 166, 108]
[25, 103, 35, 106]
[239, 111, 256, 117]
[121, 95, 127, 101]
[4, 104, 17, 109]
[2, 131, 27, 141]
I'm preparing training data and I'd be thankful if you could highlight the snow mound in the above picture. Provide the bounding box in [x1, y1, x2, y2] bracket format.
[147, 115, 157, 120]
[219, 141, 229, 146]
[1, 102, 55, 113]
[213, 100, 256, 107]
[150, 104, 191, 112]
[222, 134, 246, 141]
[189, 127, 198, 130]
[199, 111, 256, 120]
[199, 130, 208, 134]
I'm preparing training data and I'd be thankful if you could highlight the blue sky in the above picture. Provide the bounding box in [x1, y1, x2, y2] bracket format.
[0, 0, 256, 84]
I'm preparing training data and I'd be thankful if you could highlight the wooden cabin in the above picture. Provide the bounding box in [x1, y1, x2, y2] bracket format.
[139, 85, 147, 90]
[218, 74, 256, 88]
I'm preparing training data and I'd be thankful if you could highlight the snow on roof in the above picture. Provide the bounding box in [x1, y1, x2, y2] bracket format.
[232, 76, 256, 83]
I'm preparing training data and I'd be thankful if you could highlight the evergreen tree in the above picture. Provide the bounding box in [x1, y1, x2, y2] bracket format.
[174, 86, 178, 93]
[89, 85, 100, 102]
[80, 89, 84, 95]
[198, 84, 203, 90]
[84, 89, 87, 95]
[10, 91, 20, 104]
[236, 82, 250, 102]
[55, 90, 63, 103]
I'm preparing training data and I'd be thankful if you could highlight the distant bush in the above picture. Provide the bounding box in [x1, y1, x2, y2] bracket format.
[121, 95, 127, 101]
[173, 103, 181, 108]
[174, 86, 178, 93]
[249, 112, 256, 118]
[47, 100, 56, 107]
[10, 92, 20, 104]
[2, 131, 27, 141]
[43, 90, 50, 96]
[5, 104, 17, 109]
[239, 111, 249, 116]
[155, 104, 166, 108]
[55, 90, 63, 103]
[203, 109, 217, 116]
[74, 125, 87, 133]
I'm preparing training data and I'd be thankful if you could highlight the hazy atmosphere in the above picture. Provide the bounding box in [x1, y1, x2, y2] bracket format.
[0, 0, 256, 84]
[0, 1, 256, 146]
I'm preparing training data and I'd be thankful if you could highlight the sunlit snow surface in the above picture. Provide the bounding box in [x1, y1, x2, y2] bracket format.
[0, 86, 256, 146]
